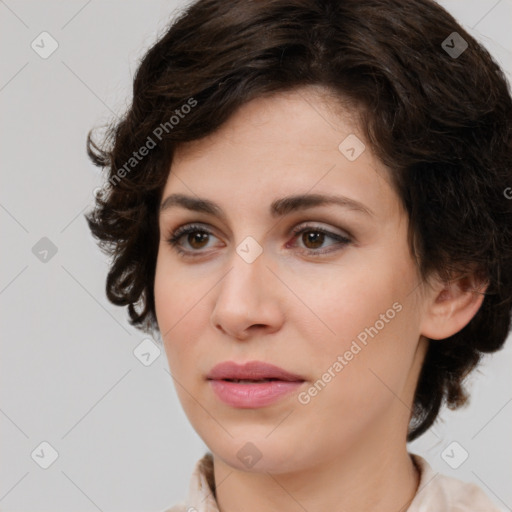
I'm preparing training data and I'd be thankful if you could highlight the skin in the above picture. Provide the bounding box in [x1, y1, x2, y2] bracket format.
[154, 85, 485, 512]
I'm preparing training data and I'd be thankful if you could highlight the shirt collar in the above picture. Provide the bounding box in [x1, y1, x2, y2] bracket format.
[185, 452, 219, 512]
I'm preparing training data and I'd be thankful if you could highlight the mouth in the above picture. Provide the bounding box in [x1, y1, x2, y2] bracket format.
[206, 361, 306, 408]
[206, 360, 305, 383]
[221, 378, 283, 383]
[207, 361, 305, 409]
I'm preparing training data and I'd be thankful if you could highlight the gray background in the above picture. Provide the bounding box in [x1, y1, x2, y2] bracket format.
[1, 1, 511, 510]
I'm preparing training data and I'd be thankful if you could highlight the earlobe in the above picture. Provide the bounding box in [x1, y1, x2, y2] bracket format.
[420, 272, 488, 341]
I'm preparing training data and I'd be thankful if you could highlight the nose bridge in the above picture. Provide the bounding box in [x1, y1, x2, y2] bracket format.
[211, 240, 282, 337]
[217, 243, 268, 310]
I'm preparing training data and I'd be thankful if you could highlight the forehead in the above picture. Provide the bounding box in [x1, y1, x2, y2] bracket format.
[161, 87, 401, 221]
[173, 86, 361, 160]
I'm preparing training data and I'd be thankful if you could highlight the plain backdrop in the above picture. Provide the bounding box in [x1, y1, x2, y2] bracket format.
[1, 1, 511, 511]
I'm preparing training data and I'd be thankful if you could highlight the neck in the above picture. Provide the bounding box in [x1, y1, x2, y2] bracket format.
[212, 424, 420, 512]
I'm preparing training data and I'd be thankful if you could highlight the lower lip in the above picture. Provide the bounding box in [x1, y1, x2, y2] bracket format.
[209, 380, 304, 408]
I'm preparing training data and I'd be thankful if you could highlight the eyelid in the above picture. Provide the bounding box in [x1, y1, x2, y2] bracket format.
[289, 221, 351, 240]
[165, 220, 353, 257]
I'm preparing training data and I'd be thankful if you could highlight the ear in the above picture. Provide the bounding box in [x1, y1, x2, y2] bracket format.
[420, 270, 488, 340]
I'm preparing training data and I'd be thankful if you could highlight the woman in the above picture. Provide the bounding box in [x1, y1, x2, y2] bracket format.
[85, 0, 512, 510]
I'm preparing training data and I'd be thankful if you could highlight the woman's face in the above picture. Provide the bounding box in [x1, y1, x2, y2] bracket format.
[154, 86, 431, 473]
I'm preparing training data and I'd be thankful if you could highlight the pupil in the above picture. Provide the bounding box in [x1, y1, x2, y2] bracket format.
[303, 231, 323, 248]
[189, 232, 208, 248]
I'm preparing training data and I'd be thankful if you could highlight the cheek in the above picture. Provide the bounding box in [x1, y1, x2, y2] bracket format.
[154, 250, 207, 330]
[154, 256, 206, 367]
[293, 255, 420, 399]
[289, 260, 406, 351]
[154, 266, 215, 434]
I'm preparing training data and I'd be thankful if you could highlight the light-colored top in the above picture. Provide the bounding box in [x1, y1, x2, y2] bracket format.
[162, 452, 502, 512]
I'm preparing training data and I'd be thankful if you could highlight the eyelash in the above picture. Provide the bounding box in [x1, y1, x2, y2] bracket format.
[165, 222, 352, 259]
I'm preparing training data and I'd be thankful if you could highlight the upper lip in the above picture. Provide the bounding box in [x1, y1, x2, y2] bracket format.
[207, 361, 305, 382]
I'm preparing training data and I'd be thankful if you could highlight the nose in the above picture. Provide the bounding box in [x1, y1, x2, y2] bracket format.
[210, 250, 284, 341]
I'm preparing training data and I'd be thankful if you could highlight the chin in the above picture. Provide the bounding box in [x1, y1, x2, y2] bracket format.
[203, 432, 312, 474]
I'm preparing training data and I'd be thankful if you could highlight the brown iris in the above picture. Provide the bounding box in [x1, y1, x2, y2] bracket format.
[188, 232, 209, 249]
[302, 231, 324, 249]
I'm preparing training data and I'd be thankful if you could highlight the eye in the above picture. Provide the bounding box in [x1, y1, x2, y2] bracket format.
[166, 223, 220, 257]
[288, 223, 351, 256]
[165, 222, 352, 258]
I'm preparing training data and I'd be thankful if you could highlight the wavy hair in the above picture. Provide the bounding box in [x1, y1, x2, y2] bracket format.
[85, 0, 512, 440]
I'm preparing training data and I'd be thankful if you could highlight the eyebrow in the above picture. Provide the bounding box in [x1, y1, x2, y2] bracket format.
[159, 192, 374, 219]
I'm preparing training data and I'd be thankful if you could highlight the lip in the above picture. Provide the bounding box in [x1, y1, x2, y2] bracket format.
[207, 360, 306, 408]
[207, 360, 305, 381]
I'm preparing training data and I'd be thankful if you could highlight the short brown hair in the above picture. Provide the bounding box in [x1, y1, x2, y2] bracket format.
[85, 0, 512, 441]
